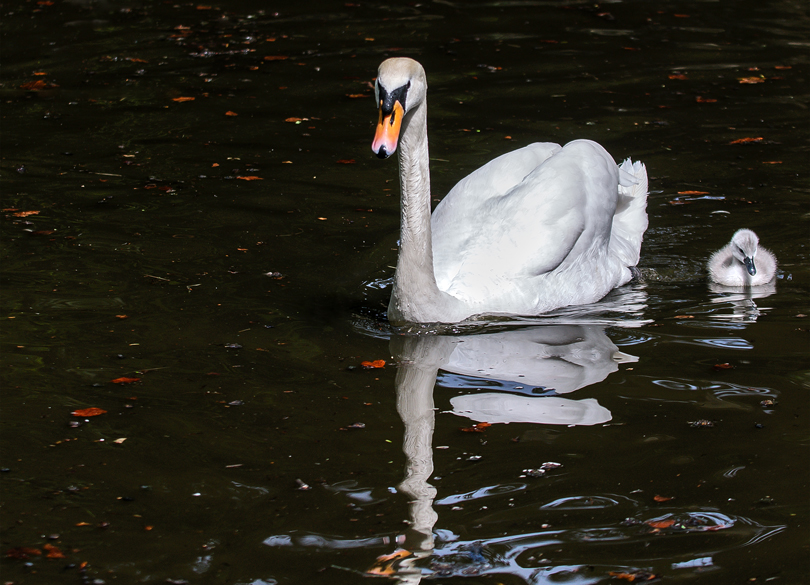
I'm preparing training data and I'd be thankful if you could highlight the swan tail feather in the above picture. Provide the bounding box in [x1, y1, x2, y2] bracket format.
[611, 158, 649, 269]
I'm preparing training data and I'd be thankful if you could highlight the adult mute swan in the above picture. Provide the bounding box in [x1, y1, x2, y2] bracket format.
[708, 228, 777, 286]
[372, 57, 648, 325]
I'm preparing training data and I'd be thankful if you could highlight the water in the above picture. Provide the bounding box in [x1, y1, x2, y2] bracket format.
[2, 0, 808, 583]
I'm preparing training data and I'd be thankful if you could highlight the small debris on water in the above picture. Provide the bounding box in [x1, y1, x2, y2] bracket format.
[520, 462, 563, 478]
[688, 419, 715, 428]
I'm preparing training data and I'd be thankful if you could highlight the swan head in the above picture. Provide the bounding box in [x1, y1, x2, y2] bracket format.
[730, 228, 759, 276]
[372, 58, 427, 159]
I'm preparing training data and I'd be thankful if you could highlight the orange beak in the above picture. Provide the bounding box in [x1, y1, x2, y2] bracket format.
[372, 100, 404, 159]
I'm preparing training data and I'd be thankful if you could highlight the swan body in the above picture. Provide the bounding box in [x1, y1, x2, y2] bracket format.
[372, 57, 648, 324]
[708, 228, 777, 286]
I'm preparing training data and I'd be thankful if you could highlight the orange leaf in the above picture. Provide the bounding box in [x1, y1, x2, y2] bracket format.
[361, 359, 386, 369]
[110, 377, 141, 384]
[738, 76, 765, 84]
[762, 161, 782, 164]
[729, 137, 764, 144]
[72, 407, 107, 417]
[646, 519, 676, 529]
[225, 111, 238, 116]
[677, 191, 709, 195]
[673, 315, 694, 319]
[44, 544, 65, 559]
[6, 547, 43, 559]
[236, 176, 264, 181]
[75, 522, 91, 527]
[264, 55, 289, 61]
[285, 117, 304, 123]
[346, 93, 367, 98]
[695, 96, 717, 103]
[20, 80, 48, 90]
[336, 159, 356, 164]
[11, 210, 40, 217]
[713, 363, 733, 370]
[653, 495, 673, 502]
[172, 96, 195, 102]
[668, 74, 687, 80]
[461, 422, 492, 432]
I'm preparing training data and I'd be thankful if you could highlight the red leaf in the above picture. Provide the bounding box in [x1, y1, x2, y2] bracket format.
[110, 377, 141, 384]
[71, 407, 107, 417]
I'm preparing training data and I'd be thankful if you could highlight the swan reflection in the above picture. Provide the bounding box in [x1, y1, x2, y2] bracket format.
[708, 281, 776, 323]
[377, 324, 634, 581]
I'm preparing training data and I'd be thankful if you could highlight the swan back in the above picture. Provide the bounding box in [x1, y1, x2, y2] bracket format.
[708, 228, 777, 286]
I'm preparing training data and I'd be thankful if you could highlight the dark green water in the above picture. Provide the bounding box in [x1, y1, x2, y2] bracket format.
[2, 1, 808, 584]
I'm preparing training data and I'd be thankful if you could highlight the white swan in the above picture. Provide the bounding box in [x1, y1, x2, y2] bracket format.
[372, 57, 648, 325]
[708, 228, 777, 286]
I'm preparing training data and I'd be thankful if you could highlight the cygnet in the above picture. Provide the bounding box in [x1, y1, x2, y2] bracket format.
[708, 228, 777, 286]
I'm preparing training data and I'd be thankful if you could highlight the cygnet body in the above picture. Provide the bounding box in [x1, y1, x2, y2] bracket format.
[708, 228, 776, 287]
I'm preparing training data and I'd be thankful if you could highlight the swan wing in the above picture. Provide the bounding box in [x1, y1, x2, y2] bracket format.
[432, 142, 561, 288]
[434, 140, 624, 300]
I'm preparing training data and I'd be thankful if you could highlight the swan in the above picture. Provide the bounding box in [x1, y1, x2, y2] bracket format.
[371, 57, 648, 324]
[708, 228, 777, 286]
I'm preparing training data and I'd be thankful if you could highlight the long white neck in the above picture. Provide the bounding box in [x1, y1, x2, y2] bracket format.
[389, 100, 463, 324]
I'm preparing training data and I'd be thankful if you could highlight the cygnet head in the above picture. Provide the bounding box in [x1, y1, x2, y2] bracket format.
[729, 228, 760, 276]
[372, 58, 428, 159]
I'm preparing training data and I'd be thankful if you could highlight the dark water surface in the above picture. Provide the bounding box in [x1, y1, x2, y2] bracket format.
[2, 1, 809, 583]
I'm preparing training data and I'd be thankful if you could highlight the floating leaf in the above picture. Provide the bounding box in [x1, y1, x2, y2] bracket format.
[264, 55, 289, 61]
[677, 191, 709, 195]
[361, 359, 386, 369]
[5, 547, 43, 559]
[668, 74, 687, 80]
[712, 363, 733, 370]
[43, 544, 65, 559]
[646, 519, 676, 529]
[225, 111, 238, 116]
[728, 137, 764, 144]
[461, 422, 492, 433]
[72, 407, 107, 417]
[695, 96, 717, 103]
[172, 96, 195, 102]
[110, 377, 140, 384]
[10, 210, 40, 217]
[738, 76, 765, 84]
[336, 159, 356, 164]
[653, 495, 673, 502]
[236, 176, 263, 180]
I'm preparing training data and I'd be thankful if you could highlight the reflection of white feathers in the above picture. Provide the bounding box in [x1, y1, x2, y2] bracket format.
[440, 325, 636, 396]
[708, 281, 776, 323]
[450, 395, 611, 426]
[708, 229, 777, 287]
